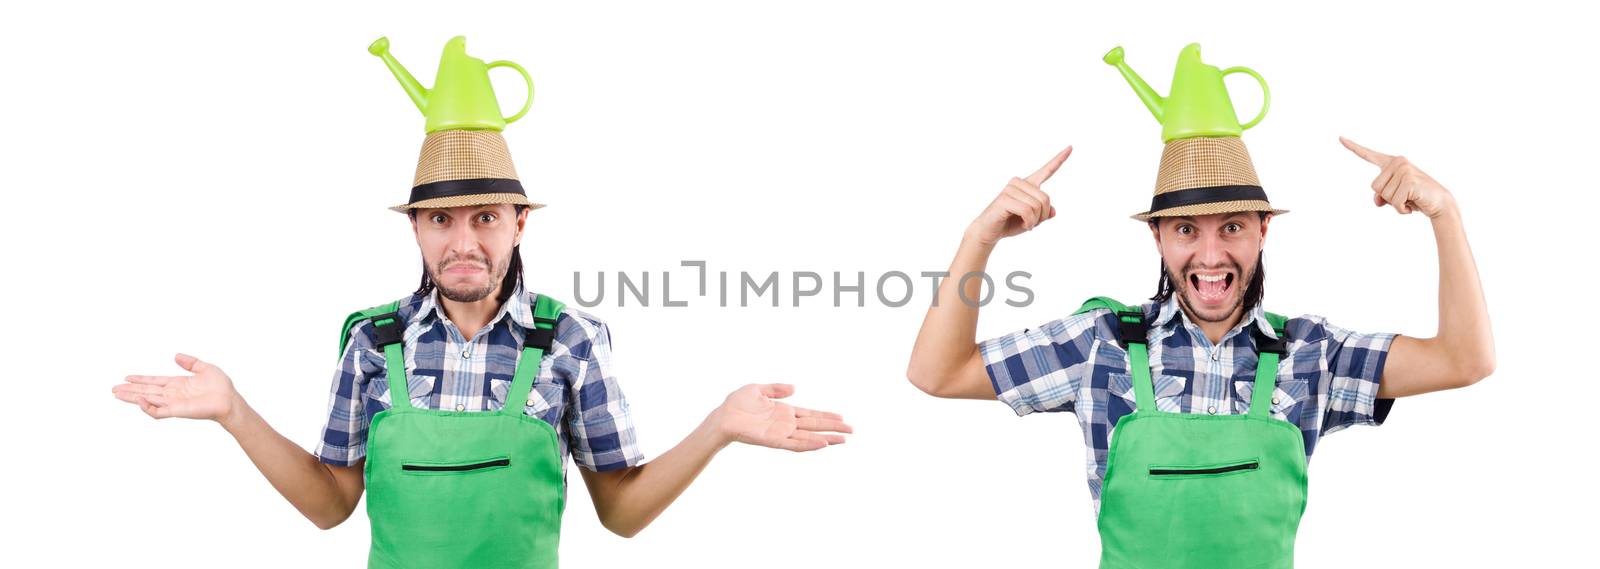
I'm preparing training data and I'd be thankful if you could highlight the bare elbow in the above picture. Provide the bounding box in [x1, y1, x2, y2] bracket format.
[1460, 355, 1496, 387]
[601, 518, 644, 539]
[908, 345, 979, 397]
[906, 365, 953, 398]
[308, 502, 357, 531]
[594, 501, 646, 538]
[1465, 339, 1497, 385]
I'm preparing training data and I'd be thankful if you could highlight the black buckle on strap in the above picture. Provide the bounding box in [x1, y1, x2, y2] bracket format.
[1254, 327, 1287, 355]
[1115, 310, 1149, 347]
[370, 312, 404, 348]
[524, 327, 556, 352]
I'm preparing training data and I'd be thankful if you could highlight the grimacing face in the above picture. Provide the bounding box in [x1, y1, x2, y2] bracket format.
[411, 203, 527, 303]
[1150, 211, 1270, 324]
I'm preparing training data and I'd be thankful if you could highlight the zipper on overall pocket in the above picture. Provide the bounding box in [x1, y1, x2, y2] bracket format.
[1148, 459, 1259, 478]
[402, 457, 511, 474]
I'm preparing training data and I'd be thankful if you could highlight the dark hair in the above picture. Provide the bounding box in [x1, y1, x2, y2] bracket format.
[409, 205, 527, 303]
[1149, 212, 1267, 311]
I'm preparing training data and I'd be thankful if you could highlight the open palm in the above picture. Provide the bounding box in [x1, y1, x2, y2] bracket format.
[112, 353, 238, 421]
[715, 384, 851, 452]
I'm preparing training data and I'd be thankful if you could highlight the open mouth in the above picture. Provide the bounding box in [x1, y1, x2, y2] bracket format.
[1188, 270, 1235, 306]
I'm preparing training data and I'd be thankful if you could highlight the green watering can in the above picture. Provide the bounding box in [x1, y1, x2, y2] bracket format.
[1104, 43, 1269, 142]
[369, 36, 534, 133]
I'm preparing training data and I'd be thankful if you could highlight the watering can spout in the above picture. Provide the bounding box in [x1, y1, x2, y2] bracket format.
[369, 36, 429, 114]
[1104, 46, 1164, 123]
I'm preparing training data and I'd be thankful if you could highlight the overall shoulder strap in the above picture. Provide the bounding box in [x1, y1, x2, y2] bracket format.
[1264, 311, 1288, 334]
[504, 294, 567, 414]
[527, 294, 567, 351]
[337, 300, 402, 357]
[1073, 296, 1131, 316]
[1073, 296, 1150, 350]
[337, 300, 411, 410]
[1249, 311, 1289, 418]
[1075, 297, 1157, 412]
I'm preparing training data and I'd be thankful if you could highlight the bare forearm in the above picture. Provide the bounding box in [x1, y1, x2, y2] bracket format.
[219, 398, 360, 529]
[1429, 202, 1495, 380]
[907, 229, 995, 394]
[591, 417, 727, 537]
[906, 147, 1068, 396]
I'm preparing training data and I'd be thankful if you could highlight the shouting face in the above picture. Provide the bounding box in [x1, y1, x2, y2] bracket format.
[411, 204, 527, 303]
[1150, 212, 1270, 324]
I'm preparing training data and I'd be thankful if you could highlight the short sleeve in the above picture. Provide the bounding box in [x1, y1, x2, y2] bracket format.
[560, 314, 644, 472]
[315, 321, 373, 467]
[1314, 317, 1398, 434]
[978, 310, 1103, 416]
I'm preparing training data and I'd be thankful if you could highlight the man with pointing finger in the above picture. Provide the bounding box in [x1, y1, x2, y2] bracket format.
[905, 132, 1494, 568]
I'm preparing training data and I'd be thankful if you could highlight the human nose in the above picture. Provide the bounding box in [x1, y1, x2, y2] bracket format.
[445, 219, 481, 259]
[1195, 232, 1228, 266]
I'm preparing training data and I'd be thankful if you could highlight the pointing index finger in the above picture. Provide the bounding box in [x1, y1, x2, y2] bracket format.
[1024, 146, 1073, 186]
[1339, 136, 1391, 167]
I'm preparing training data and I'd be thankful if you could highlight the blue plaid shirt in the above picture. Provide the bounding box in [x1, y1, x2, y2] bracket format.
[315, 282, 644, 473]
[981, 294, 1396, 515]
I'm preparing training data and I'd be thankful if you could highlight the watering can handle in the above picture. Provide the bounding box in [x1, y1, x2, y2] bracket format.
[1222, 66, 1270, 131]
[487, 60, 535, 124]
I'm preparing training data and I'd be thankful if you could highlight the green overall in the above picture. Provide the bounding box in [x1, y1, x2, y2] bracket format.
[338, 294, 569, 569]
[1075, 297, 1307, 569]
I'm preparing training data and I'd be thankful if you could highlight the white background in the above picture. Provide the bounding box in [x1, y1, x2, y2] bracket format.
[4, 1, 1595, 567]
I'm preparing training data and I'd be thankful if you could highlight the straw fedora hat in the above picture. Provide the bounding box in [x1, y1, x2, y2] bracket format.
[1130, 136, 1288, 221]
[389, 129, 546, 213]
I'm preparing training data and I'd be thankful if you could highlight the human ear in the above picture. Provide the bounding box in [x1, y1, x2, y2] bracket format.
[1258, 213, 1271, 250]
[513, 206, 529, 245]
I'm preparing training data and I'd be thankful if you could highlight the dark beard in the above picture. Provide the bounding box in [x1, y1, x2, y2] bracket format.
[431, 255, 510, 302]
